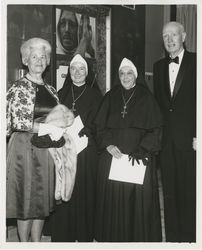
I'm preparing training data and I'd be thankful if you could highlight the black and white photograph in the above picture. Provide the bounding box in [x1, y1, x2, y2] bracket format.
[0, 0, 201, 249]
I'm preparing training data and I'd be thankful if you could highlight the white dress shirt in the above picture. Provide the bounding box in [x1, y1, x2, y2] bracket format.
[169, 49, 184, 96]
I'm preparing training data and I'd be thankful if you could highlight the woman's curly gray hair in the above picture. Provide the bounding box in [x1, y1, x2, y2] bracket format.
[20, 37, 52, 65]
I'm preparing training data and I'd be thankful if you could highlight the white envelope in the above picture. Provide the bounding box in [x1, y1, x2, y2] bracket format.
[109, 154, 147, 185]
[66, 115, 88, 154]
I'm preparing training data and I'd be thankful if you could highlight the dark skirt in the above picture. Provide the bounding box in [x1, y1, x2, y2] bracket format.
[6, 132, 55, 219]
[51, 144, 97, 242]
[94, 151, 162, 242]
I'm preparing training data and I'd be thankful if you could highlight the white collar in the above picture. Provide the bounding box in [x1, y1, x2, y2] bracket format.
[72, 82, 86, 87]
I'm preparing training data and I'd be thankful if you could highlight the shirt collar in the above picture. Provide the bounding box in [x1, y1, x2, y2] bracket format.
[169, 49, 184, 65]
[178, 49, 184, 65]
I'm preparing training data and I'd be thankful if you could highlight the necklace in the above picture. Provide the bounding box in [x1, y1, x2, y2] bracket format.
[121, 86, 136, 118]
[71, 84, 87, 112]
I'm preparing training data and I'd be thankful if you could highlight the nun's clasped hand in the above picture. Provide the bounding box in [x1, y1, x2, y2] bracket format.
[128, 155, 149, 166]
[128, 148, 149, 166]
[107, 145, 122, 159]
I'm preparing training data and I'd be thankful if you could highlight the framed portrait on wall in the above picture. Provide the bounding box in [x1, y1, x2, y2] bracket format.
[56, 8, 97, 59]
[53, 5, 110, 94]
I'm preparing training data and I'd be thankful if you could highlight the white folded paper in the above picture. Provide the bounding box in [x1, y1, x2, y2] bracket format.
[109, 154, 147, 185]
[66, 115, 88, 154]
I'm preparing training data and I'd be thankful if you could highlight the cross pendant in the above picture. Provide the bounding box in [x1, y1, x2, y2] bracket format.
[71, 102, 76, 112]
[121, 105, 127, 118]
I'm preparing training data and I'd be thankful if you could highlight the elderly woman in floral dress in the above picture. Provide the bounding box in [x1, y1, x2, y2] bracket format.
[6, 37, 74, 242]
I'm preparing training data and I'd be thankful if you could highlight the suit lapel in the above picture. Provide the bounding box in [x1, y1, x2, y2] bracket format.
[172, 51, 189, 100]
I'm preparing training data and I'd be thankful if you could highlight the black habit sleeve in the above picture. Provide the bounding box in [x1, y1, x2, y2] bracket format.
[136, 89, 163, 154]
[94, 92, 113, 150]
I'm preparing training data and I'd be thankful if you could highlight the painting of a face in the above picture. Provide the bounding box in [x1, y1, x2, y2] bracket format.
[58, 10, 78, 51]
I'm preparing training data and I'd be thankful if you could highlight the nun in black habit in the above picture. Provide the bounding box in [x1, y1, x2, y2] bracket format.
[94, 58, 163, 242]
[51, 54, 102, 242]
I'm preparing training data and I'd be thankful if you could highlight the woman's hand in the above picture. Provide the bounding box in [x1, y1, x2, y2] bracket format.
[107, 145, 122, 159]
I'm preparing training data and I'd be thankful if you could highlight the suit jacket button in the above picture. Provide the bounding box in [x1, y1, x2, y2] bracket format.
[169, 108, 173, 112]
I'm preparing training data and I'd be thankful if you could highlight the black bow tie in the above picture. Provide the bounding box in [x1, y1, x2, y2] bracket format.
[168, 56, 179, 64]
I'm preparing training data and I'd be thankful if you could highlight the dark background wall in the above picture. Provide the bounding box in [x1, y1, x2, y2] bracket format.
[144, 5, 165, 92]
[110, 5, 145, 87]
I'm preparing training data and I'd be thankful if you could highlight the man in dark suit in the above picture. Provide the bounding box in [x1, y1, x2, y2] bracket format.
[153, 21, 196, 242]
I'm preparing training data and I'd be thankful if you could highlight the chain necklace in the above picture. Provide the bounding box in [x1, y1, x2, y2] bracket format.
[71, 84, 87, 112]
[121, 86, 136, 118]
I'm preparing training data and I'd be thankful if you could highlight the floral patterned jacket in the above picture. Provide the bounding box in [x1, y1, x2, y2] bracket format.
[6, 77, 59, 136]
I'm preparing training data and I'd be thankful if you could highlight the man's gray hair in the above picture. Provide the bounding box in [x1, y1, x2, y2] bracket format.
[163, 21, 185, 33]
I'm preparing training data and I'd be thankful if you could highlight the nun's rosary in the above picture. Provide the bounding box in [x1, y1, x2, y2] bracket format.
[71, 84, 87, 112]
[121, 86, 137, 118]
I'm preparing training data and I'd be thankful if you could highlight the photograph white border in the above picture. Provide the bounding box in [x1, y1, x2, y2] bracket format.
[1, 0, 202, 249]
